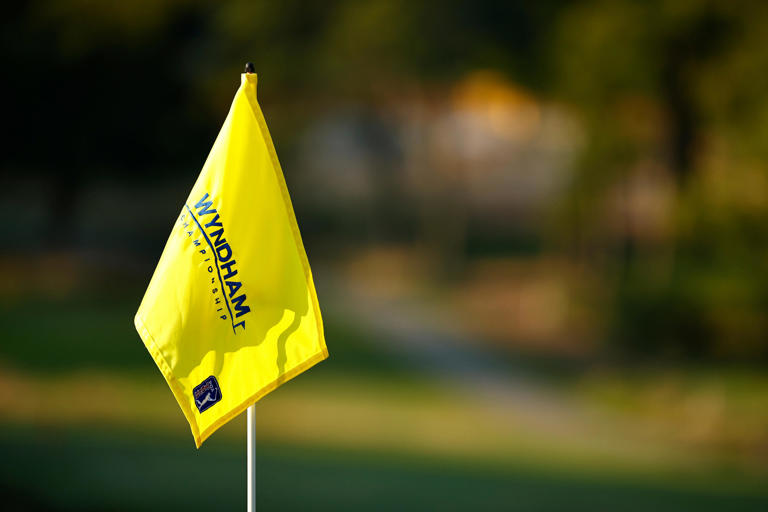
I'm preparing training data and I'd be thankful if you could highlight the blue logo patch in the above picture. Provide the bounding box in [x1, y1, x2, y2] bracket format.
[193, 376, 222, 413]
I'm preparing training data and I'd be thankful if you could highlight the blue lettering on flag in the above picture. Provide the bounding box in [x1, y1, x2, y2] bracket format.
[194, 193, 217, 217]
[183, 193, 251, 334]
[231, 293, 251, 318]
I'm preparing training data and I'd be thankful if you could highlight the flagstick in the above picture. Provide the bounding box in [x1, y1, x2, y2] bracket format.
[247, 404, 256, 511]
[244, 62, 257, 512]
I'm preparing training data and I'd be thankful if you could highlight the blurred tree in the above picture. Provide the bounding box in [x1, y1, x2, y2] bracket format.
[550, 0, 768, 359]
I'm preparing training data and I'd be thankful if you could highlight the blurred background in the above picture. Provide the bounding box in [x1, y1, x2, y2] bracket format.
[2, 1, 768, 510]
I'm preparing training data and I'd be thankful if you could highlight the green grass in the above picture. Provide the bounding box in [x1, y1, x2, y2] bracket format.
[3, 295, 768, 510]
[0, 296, 150, 372]
[1, 425, 767, 511]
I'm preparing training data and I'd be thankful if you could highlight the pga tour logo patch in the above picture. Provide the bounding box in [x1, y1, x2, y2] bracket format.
[193, 376, 222, 413]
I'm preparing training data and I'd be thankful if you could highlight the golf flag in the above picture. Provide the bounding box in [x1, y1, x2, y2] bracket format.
[135, 73, 328, 447]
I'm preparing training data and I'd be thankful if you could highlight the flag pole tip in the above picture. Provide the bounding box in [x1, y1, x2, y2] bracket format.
[244, 62, 255, 74]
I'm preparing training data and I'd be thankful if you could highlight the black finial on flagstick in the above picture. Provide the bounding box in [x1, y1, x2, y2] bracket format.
[244, 62, 255, 74]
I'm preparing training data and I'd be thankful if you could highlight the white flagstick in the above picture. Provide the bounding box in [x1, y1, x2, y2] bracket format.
[247, 404, 256, 511]
[244, 62, 258, 512]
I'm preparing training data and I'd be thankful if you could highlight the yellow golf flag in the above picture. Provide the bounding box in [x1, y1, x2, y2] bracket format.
[135, 73, 327, 447]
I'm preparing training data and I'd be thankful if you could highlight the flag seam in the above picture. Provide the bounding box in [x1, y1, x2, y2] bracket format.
[240, 80, 328, 367]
